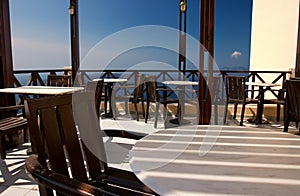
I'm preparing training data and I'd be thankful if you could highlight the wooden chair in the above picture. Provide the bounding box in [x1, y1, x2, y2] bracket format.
[224, 76, 258, 126]
[145, 75, 180, 128]
[47, 74, 72, 87]
[0, 103, 27, 159]
[86, 79, 104, 117]
[24, 93, 157, 195]
[284, 80, 300, 132]
[265, 88, 286, 122]
[112, 74, 145, 121]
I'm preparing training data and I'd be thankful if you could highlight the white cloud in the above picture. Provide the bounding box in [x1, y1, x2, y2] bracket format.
[231, 51, 242, 58]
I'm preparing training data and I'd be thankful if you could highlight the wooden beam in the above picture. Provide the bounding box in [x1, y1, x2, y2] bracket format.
[295, 2, 300, 77]
[198, 0, 215, 125]
[70, 0, 80, 82]
[0, 0, 15, 106]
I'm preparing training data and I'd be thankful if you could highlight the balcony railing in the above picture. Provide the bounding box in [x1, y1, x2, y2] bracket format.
[12, 68, 291, 105]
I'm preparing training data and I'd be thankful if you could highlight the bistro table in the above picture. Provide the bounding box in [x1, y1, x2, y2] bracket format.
[129, 125, 300, 195]
[162, 80, 198, 125]
[0, 86, 84, 95]
[93, 78, 128, 118]
[246, 82, 280, 124]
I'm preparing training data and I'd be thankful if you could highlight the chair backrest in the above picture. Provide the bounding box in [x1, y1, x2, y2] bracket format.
[132, 73, 145, 100]
[47, 75, 72, 87]
[86, 79, 104, 117]
[286, 80, 300, 119]
[225, 76, 247, 101]
[145, 75, 158, 102]
[24, 93, 107, 194]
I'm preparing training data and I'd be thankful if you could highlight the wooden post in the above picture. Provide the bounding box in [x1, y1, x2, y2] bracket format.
[70, 0, 80, 83]
[0, 0, 15, 107]
[295, 1, 300, 77]
[178, 0, 187, 77]
[198, 0, 215, 124]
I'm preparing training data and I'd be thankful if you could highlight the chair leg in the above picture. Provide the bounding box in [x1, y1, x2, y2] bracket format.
[23, 128, 28, 143]
[233, 103, 238, 120]
[141, 99, 145, 118]
[284, 113, 290, 132]
[154, 103, 160, 128]
[223, 102, 228, 124]
[276, 104, 281, 122]
[145, 101, 150, 123]
[214, 103, 218, 124]
[0, 135, 6, 159]
[240, 104, 246, 126]
[134, 101, 139, 121]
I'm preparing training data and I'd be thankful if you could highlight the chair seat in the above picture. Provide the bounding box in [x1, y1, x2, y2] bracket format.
[0, 117, 27, 132]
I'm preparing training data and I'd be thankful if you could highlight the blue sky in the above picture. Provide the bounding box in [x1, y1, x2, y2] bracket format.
[9, 0, 252, 71]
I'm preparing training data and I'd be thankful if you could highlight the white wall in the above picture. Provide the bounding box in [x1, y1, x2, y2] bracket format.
[250, 0, 299, 73]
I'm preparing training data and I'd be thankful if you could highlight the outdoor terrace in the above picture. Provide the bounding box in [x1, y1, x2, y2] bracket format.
[0, 68, 299, 195]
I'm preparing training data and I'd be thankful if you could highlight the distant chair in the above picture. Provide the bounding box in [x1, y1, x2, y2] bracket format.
[145, 75, 180, 128]
[47, 74, 72, 87]
[112, 73, 145, 121]
[284, 79, 300, 132]
[85, 79, 104, 117]
[224, 76, 258, 126]
[0, 97, 27, 159]
[265, 88, 286, 122]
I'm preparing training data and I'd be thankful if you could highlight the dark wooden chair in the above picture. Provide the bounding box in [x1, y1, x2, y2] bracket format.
[145, 75, 180, 128]
[47, 74, 72, 87]
[266, 88, 286, 122]
[24, 93, 157, 195]
[112, 74, 145, 121]
[224, 76, 259, 126]
[86, 79, 104, 117]
[284, 79, 300, 132]
[0, 94, 27, 159]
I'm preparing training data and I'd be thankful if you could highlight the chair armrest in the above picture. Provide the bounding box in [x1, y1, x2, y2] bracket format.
[25, 155, 117, 196]
[0, 105, 24, 112]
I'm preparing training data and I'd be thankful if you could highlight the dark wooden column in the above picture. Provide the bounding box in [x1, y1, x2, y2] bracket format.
[198, 0, 215, 124]
[0, 0, 15, 107]
[178, 0, 187, 77]
[295, 2, 300, 77]
[69, 0, 80, 82]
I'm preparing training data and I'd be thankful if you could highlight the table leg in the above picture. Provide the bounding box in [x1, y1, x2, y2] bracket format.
[248, 86, 268, 124]
[102, 83, 114, 118]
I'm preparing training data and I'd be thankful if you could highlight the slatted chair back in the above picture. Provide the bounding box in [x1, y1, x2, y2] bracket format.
[25, 95, 88, 192]
[24, 94, 104, 195]
[112, 73, 145, 121]
[284, 80, 300, 132]
[145, 75, 180, 127]
[47, 75, 72, 87]
[86, 79, 104, 117]
[25, 93, 158, 195]
[226, 76, 247, 102]
[224, 76, 258, 126]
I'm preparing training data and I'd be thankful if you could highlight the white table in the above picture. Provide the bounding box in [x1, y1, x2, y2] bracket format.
[246, 82, 281, 124]
[130, 125, 300, 195]
[0, 86, 84, 95]
[93, 78, 128, 118]
[162, 80, 198, 125]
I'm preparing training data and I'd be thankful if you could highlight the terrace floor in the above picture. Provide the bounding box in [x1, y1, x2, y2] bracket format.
[0, 108, 299, 195]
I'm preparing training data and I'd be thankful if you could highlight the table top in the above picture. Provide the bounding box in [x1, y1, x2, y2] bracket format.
[163, 80, 198, 86]
[246, 82, 281, 87]
[93, 78, 128, 83]
[0, 86, 84, 95]
[129, 125, 300, 195]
